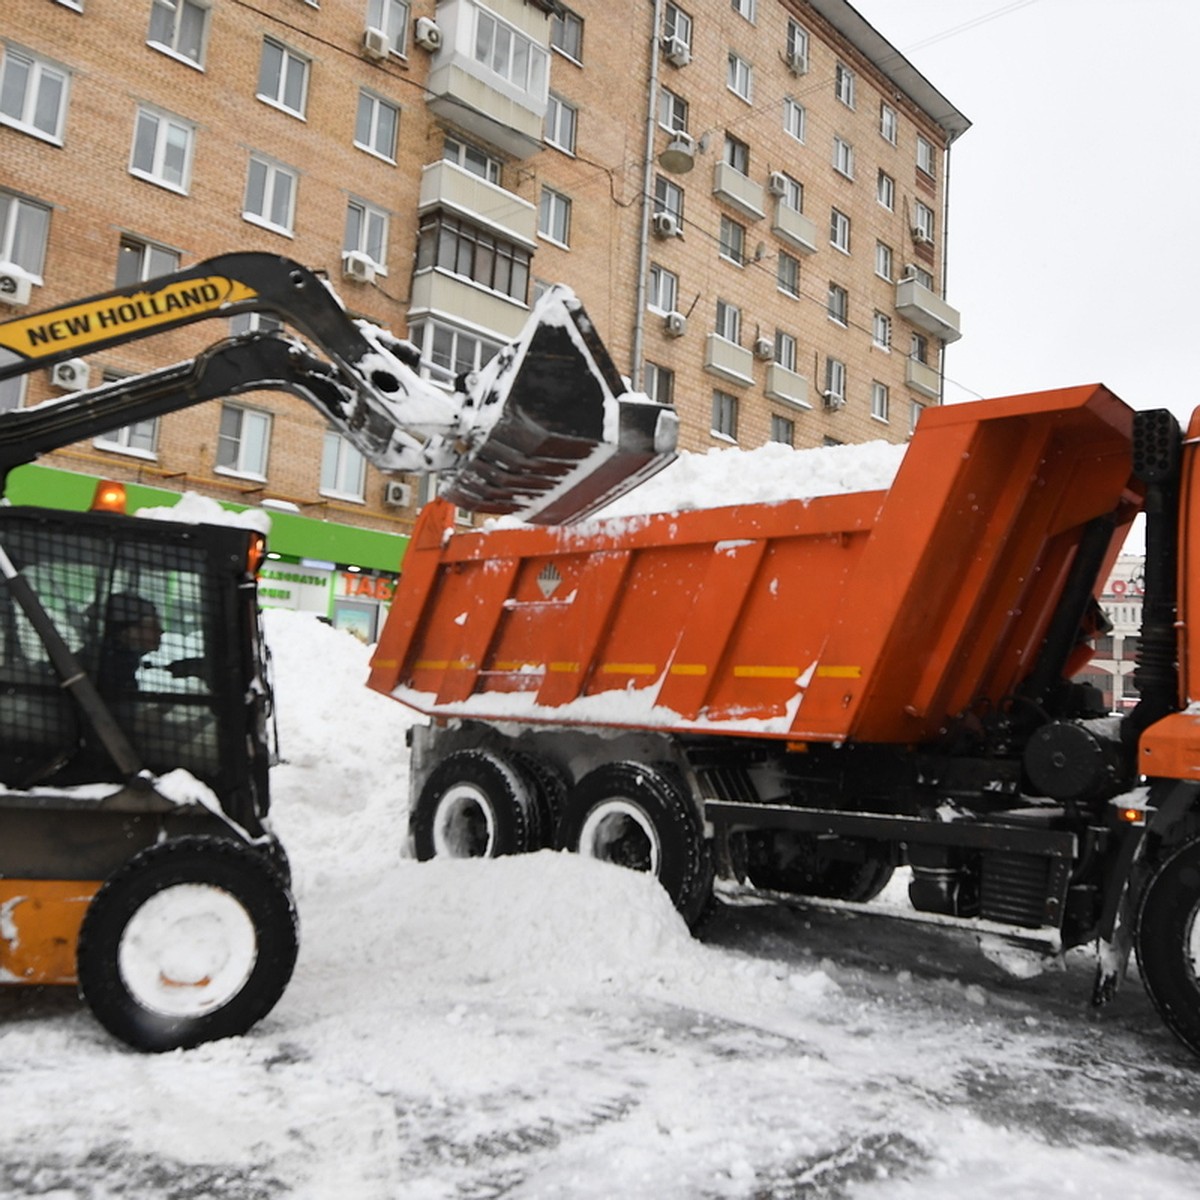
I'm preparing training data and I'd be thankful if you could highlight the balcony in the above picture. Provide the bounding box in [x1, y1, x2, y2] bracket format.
[425, 0, 550, 158]
[419, 161, 537, 247]
[765, 364, 810, 407]
[895, 277, 962, 344]
[771, 205, 818, 255]
[712, 162, 765, 221]
[409, 270, 530, 340]
[704, 334, 754, 385]
[906, 356, 941, 400]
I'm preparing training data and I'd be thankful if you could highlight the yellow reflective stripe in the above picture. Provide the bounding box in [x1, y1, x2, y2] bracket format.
[816, 665, 862, 679]
[548, 661, 581, 673]
[669, 663, 707, 676]
[600, 662, 658, 675]
[733, 665, 801, 678]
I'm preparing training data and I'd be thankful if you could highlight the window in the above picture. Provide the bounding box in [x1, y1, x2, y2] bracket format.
[147, 0, 208, 66]
[770, 414, 794, 445]
[475, 9, 549, 95]
[910, 400, 924, 434]
[783, 98, 805, 143]
[355, 91, 398, 160]
[872, 312, 891, 350]
[658, 86, 688, 133]
[724, 133, 749, 175]
[909, 263, 934, 289]
[546, 93, 577, 152]
[96, 374, 159, 458]
[833, 137, 854, 180]
[0, 47, 69, 142]
[257, 38, 308, 117]
[830, 208, 850, 254]
[880, 102, 898, 145]
[827, 282, 848, 325]
[551, 7, 584, 62]
[774, 330, 798, 371]
[216, 404, 271, 477]
[914, 201, 935, 244]
[243, 155, 297, 235]
[1, 372, 26, 413]
[777, 251, 799, 297]
[875, 241, 893, 281]
[712, 390, 738, 440]
[715, 299, 740, 343]
[786, 20, 809, 71]
[871, 381, 890, 422]
[910, 333, 929, 364]
[654, 175, 684, 223]
[825, 358, 846, 405]
[344, 199, 389, 273]
[366, 0, 410, 55]
[718, 216, 745, 266]
[835, 62, 855, 108]
[407, 319, 502, 385]
[727, 52, 753, 102]
[664, 4, 692, 49]
[320, 431, 366, 500]
[877, 170, 895, 211]
[444, 135, 501, 185]
[917, 135, 936, 177]
[538, 187, 571, 246]
[648, 263, 678, 313]
[415, 213, 531, 302]
[776, 172, 803, 212]
[115, 236, 178, 287]
[230, 312, 283, 337]
[644, 362, 674, 407]
[0, 191, 50, 277]
[732, 0, 756, 21]
[129, 106, 194, 192]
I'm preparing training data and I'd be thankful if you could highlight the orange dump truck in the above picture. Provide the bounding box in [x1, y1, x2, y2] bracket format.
[369, 383, 1200, 1059]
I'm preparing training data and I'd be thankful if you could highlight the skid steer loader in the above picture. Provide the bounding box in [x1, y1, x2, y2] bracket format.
[0, 254, 676, 1050]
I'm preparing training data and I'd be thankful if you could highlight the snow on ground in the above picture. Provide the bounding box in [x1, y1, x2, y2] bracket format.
[1, 611, 1199, 1198]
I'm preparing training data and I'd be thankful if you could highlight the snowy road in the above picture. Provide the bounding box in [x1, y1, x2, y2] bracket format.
[2, 613, 1198, 1199]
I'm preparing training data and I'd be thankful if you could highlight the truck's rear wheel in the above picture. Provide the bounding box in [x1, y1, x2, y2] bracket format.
[1136, 837, 1200, 1057]
[412, 749, 538, 860]
[76, 836, 298, 1053]
[556, 762, 712, 928]
[745, 831, 894, 902]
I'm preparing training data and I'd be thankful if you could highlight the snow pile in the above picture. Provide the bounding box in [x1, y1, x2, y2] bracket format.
[134, 490, 272, 533]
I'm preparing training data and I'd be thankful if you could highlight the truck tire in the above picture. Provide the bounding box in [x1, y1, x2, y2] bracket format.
[76, 836, 299, 1053]
[1135, 837, 1200, 1057]
[412, 749, 538, 860]
[556, 762, 712, 928]
[745, 831, 894, 903]
[512, 750, 568, 850]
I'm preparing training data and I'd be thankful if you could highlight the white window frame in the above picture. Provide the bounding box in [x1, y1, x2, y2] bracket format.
[129, 106, 195, 193]
[872, 311, 891, 351]
[910, 400, 924, 435]
[770, 414, 795, 446]
[344, 198, 389, 274]
[664, 4, 693, 50]
[0, 191, 50, 279]
[0, 46, 70, 143]
[546, 92, 577, 153]
[774, 330, 798, 372]
[914, 201, 935, 244]
[783, 97, 806, 143]
[551, 7, 584, 63]
[654, 175, 684, 223]
[777, 251, 799, 298]
[877, 170, 895, 211]
[732, 0, 757, 22]
[658, 86, 688, 134]
[830, 208, 850, 254]
[647, 263, 678, 314]
[115, 236, 179, 287]
[367, 0, 410, 57]
[833, 137, 854, 180]
[538, 187, 571, 246]
[444, 135, 502, 185]
[712, 389, 738, 441]
[320, 430, 366, 501]
[476, 9, 549, 96]
[644, 362, 674, 407]
[777, 172, 803, 212]
[825, 358, 847, 404]
[880, 102, 898, 145]
[95, 372, 159, 460]
[724, 133, 750, 174]
[715, 298, 741, 343]
[917, 135, 936, 177]
[718, 216, 745, 266]
[871, 381, 890, 423]
[355, 90, 399, 161]
[727, 52, 753, 103]
[875, 241, 893, 282]
[257, 38, 309, 119]
[147, 0, 209, 68]
[215, 404, 272, 479]
[243, 154, 297, 236]
[409, 319, 503, 385]
[835, 62, 855, 108]
[786, 20, 809, 71]
[827, 283, 848, 326]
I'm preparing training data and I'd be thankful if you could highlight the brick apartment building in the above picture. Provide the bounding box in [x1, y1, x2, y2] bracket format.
[0, 0, 968, 628]
[1077, 554, 1145, 713]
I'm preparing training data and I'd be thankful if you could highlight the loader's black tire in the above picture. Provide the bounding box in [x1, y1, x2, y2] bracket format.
[76, 836, 299, 1053]
[556, 762, 712, 929]
[745, 831, 894, 903]
[1135, 837, 1200, 1058]
[412, 749, 538, 860]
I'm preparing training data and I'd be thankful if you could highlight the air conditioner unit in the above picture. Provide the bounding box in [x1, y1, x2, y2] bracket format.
[912, 228, 932, 245]
[50, 358, 91, 391]
[785, 49, 809, 75]
[664, 311, 687, 338]
[753, 337, 774, 361]
[363, 26, 390, 59]
[822, 390, 845, 411]
[0, 264, 32, 308]
[384, 480, 413, 507]
[415, 16, 443, 51]
[767, 171, 788, 198]
[901, 263, 920, 281]
[662, 35, 691, 67]
[342, 250, 376, 284]
[651, 211, 679, 238]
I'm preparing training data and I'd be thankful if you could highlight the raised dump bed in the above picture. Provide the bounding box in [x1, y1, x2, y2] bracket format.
[368, 383, 1140, 745]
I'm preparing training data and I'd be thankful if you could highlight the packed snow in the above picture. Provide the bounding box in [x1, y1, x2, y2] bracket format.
[1, 611, 1198, 1198]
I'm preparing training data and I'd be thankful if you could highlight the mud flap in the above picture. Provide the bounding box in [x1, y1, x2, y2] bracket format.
[440, 288, 678, 525]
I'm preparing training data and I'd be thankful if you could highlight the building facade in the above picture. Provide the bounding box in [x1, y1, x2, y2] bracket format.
[1077, 554, 1144, 713]
[1, 0, 969, 554]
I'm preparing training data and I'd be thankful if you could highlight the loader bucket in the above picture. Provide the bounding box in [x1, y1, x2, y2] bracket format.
[440, 288, 678, 525]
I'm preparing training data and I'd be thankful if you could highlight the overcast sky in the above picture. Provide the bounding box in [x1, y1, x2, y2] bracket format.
[850, 0, 1200, 424]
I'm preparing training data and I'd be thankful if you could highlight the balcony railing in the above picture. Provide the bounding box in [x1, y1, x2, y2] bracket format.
[712, 162, 765, 221]
[765, 364, 810, 407]
[771, 205, 818, 255]
[896, 277, 961, 343]
[419, 161, 537, 246]
[704, 334, 754, 385]
[409, 270, 529, 340]
[906, 356, 941, 400]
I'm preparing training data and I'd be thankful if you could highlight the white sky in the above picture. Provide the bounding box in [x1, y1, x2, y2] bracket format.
[851, 0, 1200, 423]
